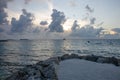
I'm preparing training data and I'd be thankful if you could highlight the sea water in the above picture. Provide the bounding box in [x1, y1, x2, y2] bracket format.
[0, 39, 120, 79]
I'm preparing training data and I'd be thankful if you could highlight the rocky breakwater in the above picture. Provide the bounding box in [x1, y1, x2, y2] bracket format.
[6, 54, 120, 80]
[6, 57, 60, 80]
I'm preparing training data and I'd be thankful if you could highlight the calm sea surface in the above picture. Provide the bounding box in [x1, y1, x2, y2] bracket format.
[0, 39, 120, 79]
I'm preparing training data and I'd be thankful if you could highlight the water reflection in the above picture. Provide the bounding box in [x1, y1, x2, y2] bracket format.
[51, 40, 65, 56]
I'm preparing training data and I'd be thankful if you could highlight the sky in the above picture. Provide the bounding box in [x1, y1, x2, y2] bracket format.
[7, 0, 120, 29]
[0, 0, 120, 39]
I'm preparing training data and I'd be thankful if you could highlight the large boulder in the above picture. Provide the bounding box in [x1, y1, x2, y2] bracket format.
[60, 54, 70, 60]
[82, 55, 99, 62]
[6, 57, 59, 80]
[97, 57, 118, 66]
[61, 54, 80, 60]
[118, 59, 120, 66]
[5, 54, 120, 80]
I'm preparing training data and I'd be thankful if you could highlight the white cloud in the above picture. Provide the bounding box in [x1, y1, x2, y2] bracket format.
[24, 0, 53, 11]
[6, 9, 20, 23]
[112, 28, 120, 33]
[69, 0, 77, 7]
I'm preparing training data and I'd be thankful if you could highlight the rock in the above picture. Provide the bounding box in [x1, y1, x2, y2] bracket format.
[97, 57, 106, 63]
[77, 55, 85, 59]
[61, 54, 80, 60]
[97, 57, 118, 66]
[6, 70, 28, 80]
[70, 54, 80, 59]
[110, 57, 119, 66]
[37, 57, 60, 67]
[41, 63, 58, 79]
[83, 55, 99, 62]
[6, 54, 120, 80]
[57, 56, 62, 62]
[117, 59, 120, 66]
[6, 57, 59, 80]
[26, 66, 42, 79]
[61, 54, 70, 60]
[34, 58, 59, 80]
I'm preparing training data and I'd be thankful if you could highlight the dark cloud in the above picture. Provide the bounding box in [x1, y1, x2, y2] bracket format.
[48, 9, 66, 32]
[40, 21, 48, 25]
[71, 25, 103, 38]
[71, 20, 80, 31]
[112, 28, 120, 33]
[0, 0, 13, 24]
[70, 5, 103, 38]
[11, 9, 34, 33]
[101, 33, 119, 39]
[70, 18, 103, 38]
[32, 27, 41, 33]
[85, 5, 94, 13]
[90, 17, 96, 25]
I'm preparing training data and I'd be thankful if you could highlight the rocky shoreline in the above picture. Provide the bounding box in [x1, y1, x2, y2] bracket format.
[6, 54, 120, 80]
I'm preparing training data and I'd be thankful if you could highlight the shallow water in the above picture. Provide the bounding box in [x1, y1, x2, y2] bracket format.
[0, 39, 120, 79]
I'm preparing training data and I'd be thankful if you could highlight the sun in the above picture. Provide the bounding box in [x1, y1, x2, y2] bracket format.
[63, 25, 71, 31]
[63, 19, 74, 31]
[109, 30, 117, 35]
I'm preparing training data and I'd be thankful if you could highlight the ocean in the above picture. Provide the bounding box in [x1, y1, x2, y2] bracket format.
[0, 39, 120, 79]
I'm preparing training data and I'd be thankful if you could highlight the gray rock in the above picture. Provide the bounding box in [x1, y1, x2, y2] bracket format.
[70, 54, 80, 59]
[83, 55, 99, 62]
[40, 62, 58, 79]
[97, 57, 108, 63]
[37, 57, 59, 67]
[5, 54, 120, 80]
[61, 54, 70, 60]
[118, 59, 120, 66]
[6, 70, 28, 80]
[61, 54, 80, 60]
[109, 57, 118, 66]
[97, 57, 118, 66]
[6, 57, 59, 80]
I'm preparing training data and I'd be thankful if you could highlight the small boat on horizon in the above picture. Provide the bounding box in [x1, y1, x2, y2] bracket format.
[63, 38, 66, 40]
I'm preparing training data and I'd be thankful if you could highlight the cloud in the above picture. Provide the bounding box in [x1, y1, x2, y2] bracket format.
[69, 0, 77, 7]
[11, 9, 34, 33]
[40, 21, 48, 25]
[70, 5, 103, 38]
[90, 17, 96, 25]
[24, 0, 31, 4]
[23, 0, 53, 11]
[0, 27, 4, 32]
[97, 22, 104, 27]
[0, 24, 12, 34]
[0, 1, 119, 39]
[71, 24, 103, 38]
[32, 27, 41, 33]
[0, 0, 13, 24]
[100, 30, 120, 39]
[103, 34, 120, 39]
[85, 5, 94, 13]
[112, 28, 120, 33]
[48, 9, 66, 32]
[71, 20, 80, 31]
